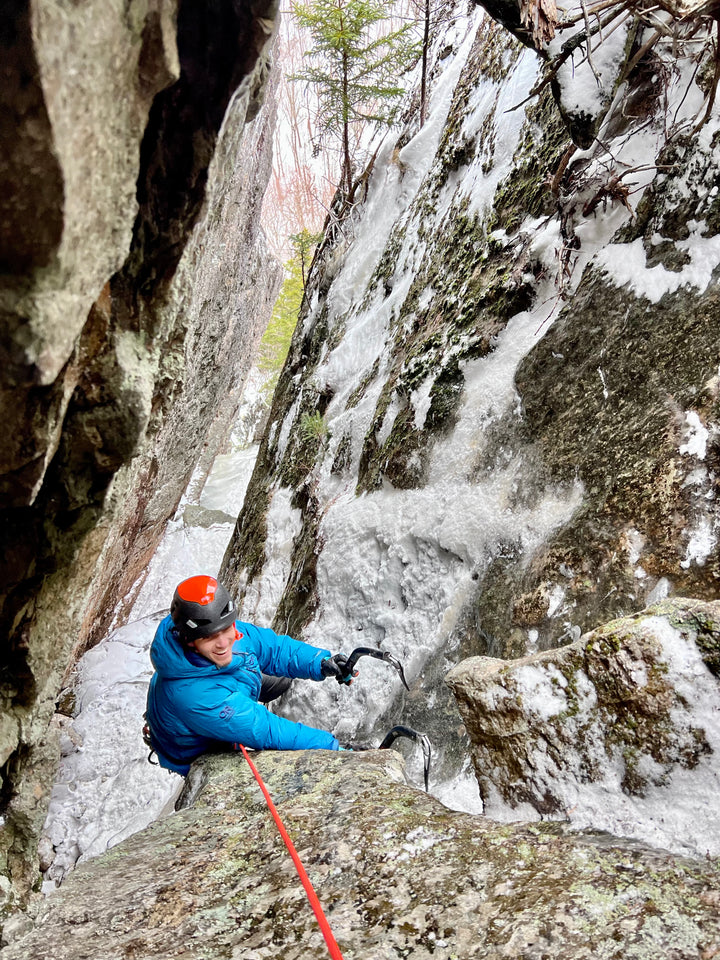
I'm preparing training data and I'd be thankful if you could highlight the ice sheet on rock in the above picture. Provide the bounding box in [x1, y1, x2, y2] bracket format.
[276, 469, 582, 749]
[129, 522, 232, 620]
[43, 614, 184, 887]
[199, 444, 260, 515]
[462, 49, 540, 220]
[238, 485, 303, 625]
[433, 758, 484, 815]
[318, 14, 480, 408]
[43, 384, 262, 886]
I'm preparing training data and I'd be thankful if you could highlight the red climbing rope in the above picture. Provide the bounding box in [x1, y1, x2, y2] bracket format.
[239, 745, 346, 960]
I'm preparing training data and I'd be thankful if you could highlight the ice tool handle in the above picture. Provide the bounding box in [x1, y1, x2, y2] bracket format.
[339, 646, 410, 690]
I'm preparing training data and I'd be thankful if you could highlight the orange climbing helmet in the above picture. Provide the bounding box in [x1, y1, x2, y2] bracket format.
[170, 574, 236, 641]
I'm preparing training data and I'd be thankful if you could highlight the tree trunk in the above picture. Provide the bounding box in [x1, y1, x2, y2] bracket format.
[342, 46, 351, 195]
[420, 0, 431, 127]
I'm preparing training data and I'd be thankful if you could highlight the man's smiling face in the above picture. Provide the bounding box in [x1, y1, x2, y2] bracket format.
[190, 624, 236, 667]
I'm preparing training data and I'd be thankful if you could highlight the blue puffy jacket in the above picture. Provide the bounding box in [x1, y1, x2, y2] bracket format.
[146, 615, 340, 774]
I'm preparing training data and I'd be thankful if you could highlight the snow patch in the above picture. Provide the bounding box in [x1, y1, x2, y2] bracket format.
[551, 18, 632, 118]
[410, 377, 434, 431]
[680, 517, 716, 569]
[514, 664, 569, 721]
[680, 411, 709, 460]
[595, 227, 720, 304]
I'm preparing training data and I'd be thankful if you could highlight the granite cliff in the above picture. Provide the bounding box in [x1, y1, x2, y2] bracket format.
[0, 0, 281, 914]
[220, 0, 720, 800]
[3, 751, 720, 959]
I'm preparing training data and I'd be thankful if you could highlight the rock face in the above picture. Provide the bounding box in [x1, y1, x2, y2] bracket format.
[0, 0, 281, 915]
[2, 750, 719, 959]
[446, 597, 720, 857]
[218, 0, 720, 804]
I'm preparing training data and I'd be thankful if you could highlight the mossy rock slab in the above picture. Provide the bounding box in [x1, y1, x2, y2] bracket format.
[4, 749, 720, 958]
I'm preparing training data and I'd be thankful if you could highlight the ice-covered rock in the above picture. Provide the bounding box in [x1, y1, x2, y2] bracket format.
[447, 597, 720, 857]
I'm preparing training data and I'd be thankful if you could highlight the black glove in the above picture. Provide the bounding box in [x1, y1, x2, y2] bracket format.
[320, 654, 356, 684]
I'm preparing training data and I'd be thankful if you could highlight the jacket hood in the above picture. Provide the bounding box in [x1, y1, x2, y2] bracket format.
[150, 615, 229, 680]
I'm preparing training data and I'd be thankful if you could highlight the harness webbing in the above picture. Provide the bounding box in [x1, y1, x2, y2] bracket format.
[238, 745, 345, 960]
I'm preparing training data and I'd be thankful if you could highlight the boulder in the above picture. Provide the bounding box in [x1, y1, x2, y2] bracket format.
[446, 597, 720, 857]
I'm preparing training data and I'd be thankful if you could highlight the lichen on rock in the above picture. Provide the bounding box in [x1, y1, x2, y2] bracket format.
[0, 0, 282, 919]
[2, 749, 719, 958]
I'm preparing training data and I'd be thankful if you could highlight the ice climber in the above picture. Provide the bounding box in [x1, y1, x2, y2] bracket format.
[144, 574, 352, 774]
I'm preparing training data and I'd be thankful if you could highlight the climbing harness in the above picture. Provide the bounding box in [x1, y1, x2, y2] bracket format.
[337, 646, 410, 690]
[142, 714, 188, 769]
[379, 725, 432, 792]
[238, 744, 345, 960]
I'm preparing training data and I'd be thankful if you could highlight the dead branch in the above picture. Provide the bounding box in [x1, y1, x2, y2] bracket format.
[692, 16, 720, 130]
[582, 0, 605, 86]
[555, 0, 630, 29]
[522, 0, 560, 46]
[619, 26, 664, 80]
[548, 143, 579, 195]
[582, 173, 635, 215]
[505, 2, 633, 112]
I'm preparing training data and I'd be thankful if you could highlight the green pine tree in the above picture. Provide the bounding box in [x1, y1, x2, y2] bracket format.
[291, 0, 420, 195]
[289, 228, 323, 286]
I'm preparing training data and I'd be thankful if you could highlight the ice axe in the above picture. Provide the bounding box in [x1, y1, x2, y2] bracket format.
[341, 725, 432, 792]
[337, 646, 410, 690]
[379, 725, 432, 792]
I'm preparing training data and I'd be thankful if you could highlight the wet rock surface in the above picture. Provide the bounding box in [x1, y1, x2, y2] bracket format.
[2, 749, 719, 959]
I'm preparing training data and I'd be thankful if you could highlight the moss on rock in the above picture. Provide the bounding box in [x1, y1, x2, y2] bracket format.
[491, 87, 571, 235]
[3, 749, 719, 958]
